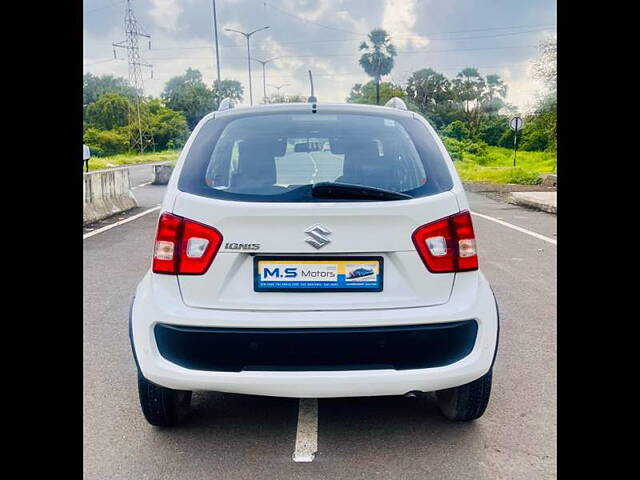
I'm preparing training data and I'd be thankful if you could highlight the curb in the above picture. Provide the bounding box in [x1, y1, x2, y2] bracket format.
[507, 192, 557, 214]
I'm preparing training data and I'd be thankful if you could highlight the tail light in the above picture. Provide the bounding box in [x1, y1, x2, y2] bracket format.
[412, 211, 478, 273]
[153, 213, 223, 275]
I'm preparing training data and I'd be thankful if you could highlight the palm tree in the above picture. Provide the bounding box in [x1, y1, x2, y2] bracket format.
[484, 74, 508, 115]
[359, 29, 397, 105]
[452, 67, 486, 135]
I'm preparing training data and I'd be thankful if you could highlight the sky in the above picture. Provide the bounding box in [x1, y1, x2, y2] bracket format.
[83, 0, 556, 112]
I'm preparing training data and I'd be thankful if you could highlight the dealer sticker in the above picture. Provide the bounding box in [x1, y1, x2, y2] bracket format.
[254, 258, 383, 292]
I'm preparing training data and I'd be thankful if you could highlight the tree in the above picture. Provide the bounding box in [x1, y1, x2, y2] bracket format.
[346, 81, 405, 105]
[211, 79, 243, 108]
[478, 115, 511, 146]
[531, 36, 557, 151]
[406, 68, 451, 111]
[483, 74, 508, 115]
[264, 93, 306, 104]
[83, 127, 129, 156]
[145, 99, 190, 150]
[451, 68, 487, 136]
[358, 28, 397, 105]
[405, 68, 457, 128]
[84, 92, 132, 130]
[532, 36, 557, 95]
[442, 120, 470, 141]
[83, 73, 138, 105]
[162, 68, 215, 129]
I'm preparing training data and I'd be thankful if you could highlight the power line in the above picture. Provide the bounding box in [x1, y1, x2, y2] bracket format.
[149, 24, 555, 52]
[258, 0, 555, 41]
[84, 43, 538, 73]
[83, 58, 117, 67]
[259, 1, 364, 36]
[143, 44, 539, 63]
[85, 0, 125, 14]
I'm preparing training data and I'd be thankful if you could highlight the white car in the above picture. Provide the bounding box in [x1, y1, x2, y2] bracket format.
[130, 98, 499, 426]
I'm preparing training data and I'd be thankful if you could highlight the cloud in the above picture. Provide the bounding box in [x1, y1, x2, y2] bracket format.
[149, 0, 184, 31]
[499, 63, 544, 113]
[381, 0, 429, 48]
[83, 0, 556, 109]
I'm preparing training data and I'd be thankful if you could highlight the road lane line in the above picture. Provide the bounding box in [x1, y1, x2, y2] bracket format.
[293, 398, 318, 462]
[83, 206, 160, 240]
[471, 211, 557, 246]
[131, 181, 152, 190]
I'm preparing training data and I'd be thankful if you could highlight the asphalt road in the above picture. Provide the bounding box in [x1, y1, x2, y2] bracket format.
[83, 175, 556, 479]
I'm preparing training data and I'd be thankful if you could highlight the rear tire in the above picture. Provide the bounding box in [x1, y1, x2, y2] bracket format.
[436, 368, 492, 421]
[137, 371, 192, 427]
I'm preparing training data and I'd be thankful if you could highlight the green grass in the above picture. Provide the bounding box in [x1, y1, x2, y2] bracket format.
[453, 146, 556, 184]
[87, 150, 180, 171]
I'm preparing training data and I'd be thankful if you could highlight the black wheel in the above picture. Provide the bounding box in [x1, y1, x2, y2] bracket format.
[137, 371, 192, 427]
[436, 368, 492, 422]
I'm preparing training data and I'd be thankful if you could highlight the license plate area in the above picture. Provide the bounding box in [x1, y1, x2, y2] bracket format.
[254, 256, 384, 292]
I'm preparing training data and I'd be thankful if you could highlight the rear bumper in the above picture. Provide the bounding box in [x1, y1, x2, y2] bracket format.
[131, 271, 498, 397]
[154, 321, 478, 372]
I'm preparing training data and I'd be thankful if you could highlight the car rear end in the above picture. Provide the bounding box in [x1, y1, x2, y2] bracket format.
[131, 102, 498, 402]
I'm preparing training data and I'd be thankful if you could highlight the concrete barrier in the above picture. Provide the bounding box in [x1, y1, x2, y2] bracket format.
[83, 168, 138, 225]
[540, 174, 557, 187]
[153, 164, 174, 185]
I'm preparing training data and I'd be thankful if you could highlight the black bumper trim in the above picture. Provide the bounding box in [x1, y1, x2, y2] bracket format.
[154, 321, 478, 372]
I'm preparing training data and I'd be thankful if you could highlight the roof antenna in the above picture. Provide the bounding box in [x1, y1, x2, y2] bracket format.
[307, 70, 317, 103]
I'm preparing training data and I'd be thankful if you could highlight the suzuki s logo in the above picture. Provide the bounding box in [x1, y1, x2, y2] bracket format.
[305, 224, 331, 249]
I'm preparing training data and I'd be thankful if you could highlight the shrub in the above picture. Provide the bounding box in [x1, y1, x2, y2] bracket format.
[519, 130, 549, 152]
[85, 92, 132, 130]
[83, 128, 129, 156]
[508, 168, 542, 185]
[441, 137, 464, 160]
[464, 140, 488, 156]
[148, 107, 189, 150]
[442, 120, 470, 140]
[478, 117, 510, 146]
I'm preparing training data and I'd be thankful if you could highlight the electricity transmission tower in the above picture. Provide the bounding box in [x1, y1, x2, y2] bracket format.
[112, 0, 154, 153]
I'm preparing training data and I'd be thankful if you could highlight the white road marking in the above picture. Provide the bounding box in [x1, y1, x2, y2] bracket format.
[131, 181, 152, 190]
[83, 206, 160, 240]
[308, 153, 319, 182]
[293, 398, 318, 463]
[471, 211, 557, 246]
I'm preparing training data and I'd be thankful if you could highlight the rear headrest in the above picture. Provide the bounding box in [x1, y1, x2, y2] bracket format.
[329, 137, 344, 154]
[273, 139, 286, 157]
[344, 140, 380, 161]
[342, 140, 382, 177]
[236, 139, 276, 182]
[238, 138, 286, 159]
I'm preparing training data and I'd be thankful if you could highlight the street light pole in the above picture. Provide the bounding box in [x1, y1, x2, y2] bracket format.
[212, 0, 221, 84]
[268, 83, 289, 96]
[252, 57, 278, 103]
[225, 26, 270, 105]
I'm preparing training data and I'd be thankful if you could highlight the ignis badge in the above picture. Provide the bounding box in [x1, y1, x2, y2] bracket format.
[224, 242, 261, 251]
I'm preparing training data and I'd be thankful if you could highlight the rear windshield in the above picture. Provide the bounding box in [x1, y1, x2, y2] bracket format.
[178, 111, 453, 202]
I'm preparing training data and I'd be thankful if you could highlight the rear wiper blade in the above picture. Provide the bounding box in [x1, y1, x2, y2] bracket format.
[311, 182, 411, 201]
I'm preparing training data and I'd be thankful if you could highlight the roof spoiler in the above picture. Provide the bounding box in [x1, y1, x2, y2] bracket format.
[217, 98, 235, 111]
[384, 97, 407, 111]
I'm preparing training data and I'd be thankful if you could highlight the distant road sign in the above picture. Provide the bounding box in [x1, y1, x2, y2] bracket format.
[510, 116, 523, 131]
